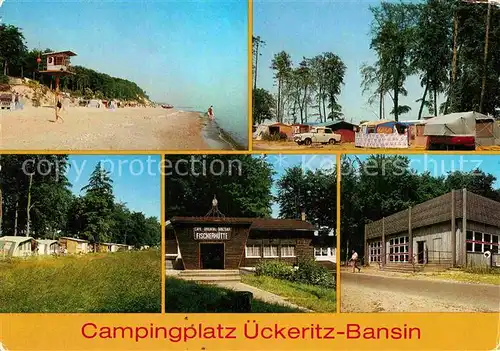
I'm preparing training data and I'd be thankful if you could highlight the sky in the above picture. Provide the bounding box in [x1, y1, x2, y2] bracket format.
[347, 154, 500, 188]
[254, 0, 425, 124]
[1, 0, 248, 110]
[66, 155, 161, 219]
[260, 154, 337, 218]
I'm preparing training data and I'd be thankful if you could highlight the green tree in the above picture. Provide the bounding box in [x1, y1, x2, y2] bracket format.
[165, 155, 274, 218]
[370, 2, 420, 121]
[322, 52, 346, 120]
[276, 165, 337, 230]
[271, 51, 292, 122]
[0, 24, 27, 76]
[414, 0, 453, 118]
[252, 35, 266, 90]
[80, 163, 115, 248]
[253, 88, 275, 125]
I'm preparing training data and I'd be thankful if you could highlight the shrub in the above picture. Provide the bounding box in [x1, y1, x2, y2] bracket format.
[0, 75, 9, 84]
[255, 259, 335, 288]
[294, 259, 335, 288]
[262, 131, 289, 142]
[255, 260, 294, 280]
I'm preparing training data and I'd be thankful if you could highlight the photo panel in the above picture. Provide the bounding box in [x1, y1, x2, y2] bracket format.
[0, 0, 249, 151]
[340, 153, 500, 313]
[164, 153, 337, 313]
[0, 154, 162, 313]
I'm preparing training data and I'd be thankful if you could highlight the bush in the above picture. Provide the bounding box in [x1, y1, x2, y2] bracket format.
[294, 258, 335, 288]
[255, 260, 294, 280]
[262, 131, 289, 142]
[0, 75, 9, 84]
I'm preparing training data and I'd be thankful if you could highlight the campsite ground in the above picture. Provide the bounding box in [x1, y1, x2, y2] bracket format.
[0, 250, 161, 313]
[340, 267, 500, 313]
[0, 105, 232, 150]
[252, 140, 500, 151]
[252, 140, 424, 151]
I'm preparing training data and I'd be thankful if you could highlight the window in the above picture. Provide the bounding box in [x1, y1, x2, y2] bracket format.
[263, 245, 278, 258]
[466, 231, 500, 253]
[245, 245, 261, 258]
[281, 245, 295, 257]
[369, 241, 382, 263]
[325, 129, 332, 134]
[389, 235, 409, 262]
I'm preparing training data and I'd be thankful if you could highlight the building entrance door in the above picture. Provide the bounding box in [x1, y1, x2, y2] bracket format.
[417, 241, 425, 264]
[200, 243, 224, 269]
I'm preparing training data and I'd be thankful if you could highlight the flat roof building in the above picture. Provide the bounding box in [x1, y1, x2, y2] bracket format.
[364, 189, 500, 270]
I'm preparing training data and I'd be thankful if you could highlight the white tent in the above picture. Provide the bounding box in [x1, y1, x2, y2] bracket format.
[423, 112, 479, 137]
[87, 99, 101, 108]
[36, 239, 59, 255]
[253, 121, 274, 140]
[424, 111, 500, 146]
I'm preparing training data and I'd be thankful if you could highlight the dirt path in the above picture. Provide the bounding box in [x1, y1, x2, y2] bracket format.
[252, 140, 500, 151]
[216, 282, 311, 311]
[341, 272, 500, 312]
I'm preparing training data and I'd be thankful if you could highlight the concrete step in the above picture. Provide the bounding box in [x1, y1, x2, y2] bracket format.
[178, 269, 241, 283]
[166, 260, 174, 269]
[179, 269, 240, 276]
[180, 275, 241, 283]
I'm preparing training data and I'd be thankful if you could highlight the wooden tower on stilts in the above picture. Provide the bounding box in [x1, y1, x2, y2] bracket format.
[39, 51, 77, 118]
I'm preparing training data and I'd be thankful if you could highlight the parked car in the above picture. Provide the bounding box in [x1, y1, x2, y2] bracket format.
[294, 127, 341, 145]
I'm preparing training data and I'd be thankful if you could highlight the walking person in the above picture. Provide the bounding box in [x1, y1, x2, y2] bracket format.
[351, 249, 361, 273]
[55, 92, 64, 123]
[207, 105, 214, 120]
[14, 92, 20, 110]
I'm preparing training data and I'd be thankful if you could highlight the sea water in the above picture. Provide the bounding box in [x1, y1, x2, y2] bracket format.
[178, 105, 248, 149]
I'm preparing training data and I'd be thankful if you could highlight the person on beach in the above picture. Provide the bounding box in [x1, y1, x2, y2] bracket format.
[208, 105, 214, 120]
[14, 93, 19, 110]
[55, 92, 64, 122]
[351, 250, 361, 273]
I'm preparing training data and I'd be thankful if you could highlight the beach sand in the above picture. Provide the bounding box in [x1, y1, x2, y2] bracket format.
[0, 106, 233, 151]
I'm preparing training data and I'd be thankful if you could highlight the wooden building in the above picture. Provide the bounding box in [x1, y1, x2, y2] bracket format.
[364, 189, 500, 269]
[166, 216, 318, 270]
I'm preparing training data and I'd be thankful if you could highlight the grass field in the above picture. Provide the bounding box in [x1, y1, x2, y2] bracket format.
[241, 275, 337, 312]
[0, 250, 161, 313]
[165, 277, 303, 313]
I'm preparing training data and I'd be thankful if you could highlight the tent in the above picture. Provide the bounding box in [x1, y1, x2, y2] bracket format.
[253, 122, 273, 140]
[424, 111, 500, 146]
[36, 239, 59, 255]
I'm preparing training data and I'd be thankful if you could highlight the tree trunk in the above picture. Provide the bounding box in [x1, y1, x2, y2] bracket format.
[318, 87, 323, 122]
[379, 89, 383, 120]
[4, 60, 7, 76]
[26, 173, 33, 237]
[393, 87, 399, 122]
[418, 82, 429, 120]
[277, 79, 281, 122]
[254, 42, 259, 90]
[322, 96, 327, 122]
[14, 199, 19, 236]
[434, 88, 438, 116]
